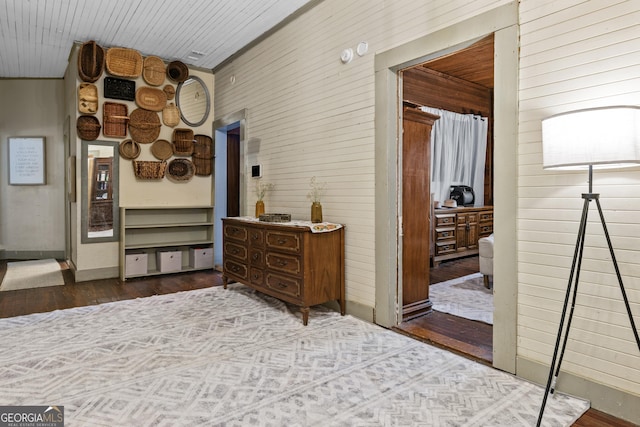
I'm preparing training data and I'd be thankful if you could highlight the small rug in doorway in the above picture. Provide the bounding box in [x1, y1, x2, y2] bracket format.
[0, 259, 64, 292]
[430, 272, 493, 324]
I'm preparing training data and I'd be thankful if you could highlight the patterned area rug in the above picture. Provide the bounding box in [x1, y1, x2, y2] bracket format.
[0, 259, 64, 291]
[0, 285, 588, 426]
[430, 273, 493, 324]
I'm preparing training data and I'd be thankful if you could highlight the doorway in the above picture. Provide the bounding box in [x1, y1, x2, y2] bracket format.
[213, 109, 246, 270]
[397, 36, 495, 362]
[373, 2, 519, 374]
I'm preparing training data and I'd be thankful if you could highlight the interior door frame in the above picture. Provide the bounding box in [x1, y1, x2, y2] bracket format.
[373, 2, 519, 373]
[213, 109, 246, 269]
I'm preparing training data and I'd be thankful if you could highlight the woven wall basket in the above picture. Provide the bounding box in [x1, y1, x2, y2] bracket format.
[151, 139, 173, 161]
[166, 61, 189, 83]
[162, 103, 180, 127]
[103, 102, 128, 138]
[172, 128, 194, 156]
[106, 47, 143, 78]
[132, 160, 167, 180]
[119, 139, 141, 160]
[78, 83, 98, 114]
[142, 56, 166, 86]
[128, 108, 161, 143]
[193, 134, 213, 159]
[163, 84, 176, 100]
[135, 87, 167, 112]
[78, 40, 105, 83]
[167, 158, 194, 182]
[193, 134, 213, 176]
[77, 115, 101, 140]
[192, 156, 212, 177]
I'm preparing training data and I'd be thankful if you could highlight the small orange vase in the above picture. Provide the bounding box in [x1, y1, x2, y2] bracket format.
[255, 200, 265, 218]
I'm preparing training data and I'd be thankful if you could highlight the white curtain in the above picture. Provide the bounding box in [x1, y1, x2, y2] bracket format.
[421, 106, 488, 206]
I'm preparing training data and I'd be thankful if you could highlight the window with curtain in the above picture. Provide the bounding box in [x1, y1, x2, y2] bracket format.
[420, 106, 488, 206]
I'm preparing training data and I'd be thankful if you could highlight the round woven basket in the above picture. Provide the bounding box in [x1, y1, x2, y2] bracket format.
[128, 108, 161, 143]
[167, 158, 195, 182]
[167, 61, 189, 83]
[76, 115, 101, 140]
[163, 103, 180, 127]
[163, 84, 176, 100]
[142, 56, 166, 86]
[119, 139, 141, 160]
[135, 87, 167, 111]
[151, 139, 173, 161]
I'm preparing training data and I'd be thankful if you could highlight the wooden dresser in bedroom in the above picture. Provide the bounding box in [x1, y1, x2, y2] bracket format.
[432, 206, 493, 265]
[221, 217, 345, 325]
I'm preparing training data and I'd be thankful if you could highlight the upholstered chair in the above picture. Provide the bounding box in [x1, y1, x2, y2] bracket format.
[478, 233, 494, 289]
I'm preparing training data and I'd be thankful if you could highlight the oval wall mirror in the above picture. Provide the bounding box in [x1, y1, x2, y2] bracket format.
[176, 75, 210, 127]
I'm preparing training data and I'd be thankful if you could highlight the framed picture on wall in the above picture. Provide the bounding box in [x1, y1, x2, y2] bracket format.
[8, 136, 46, 185]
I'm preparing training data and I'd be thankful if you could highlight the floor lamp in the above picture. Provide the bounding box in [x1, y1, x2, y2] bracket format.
[537, 106, 640, 426]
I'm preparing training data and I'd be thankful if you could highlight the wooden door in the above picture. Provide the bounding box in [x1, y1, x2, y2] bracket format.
[401, 106, 439, 321]
[227, 129, 240, 217]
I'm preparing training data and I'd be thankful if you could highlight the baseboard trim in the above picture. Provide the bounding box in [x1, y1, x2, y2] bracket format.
[517, 356, 639, 424]
[322, 299, 374, 323]
[73, 266, 119, 282]
[0, 250, 65, 260]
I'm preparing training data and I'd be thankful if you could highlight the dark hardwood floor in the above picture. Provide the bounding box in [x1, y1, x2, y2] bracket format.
[396, 255, 493, 363]
[0, 259, 635, 426]
[0, 260, 223, 318]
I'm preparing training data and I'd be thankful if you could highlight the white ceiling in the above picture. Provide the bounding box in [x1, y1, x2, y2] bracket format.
[0, 0, 316, 78]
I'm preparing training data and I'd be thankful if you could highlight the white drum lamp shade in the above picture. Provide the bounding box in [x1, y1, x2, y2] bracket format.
[542, 106, 640, 170]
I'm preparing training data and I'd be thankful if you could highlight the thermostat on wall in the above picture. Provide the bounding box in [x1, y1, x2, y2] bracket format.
[251, 164, 262, 178]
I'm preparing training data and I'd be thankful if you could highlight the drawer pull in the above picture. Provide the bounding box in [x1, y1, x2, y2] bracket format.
[251, 234, 259, 240]
[277, 282, 287, 288]
[230, 265, 240, 272]
[252, 273, 260, 279]
[442, 232, 449, 237]
[231, 248, 239, 254]
[276, 259, 288, 266]
[277, 238, 287, 244]
[252, 253, 260, 261]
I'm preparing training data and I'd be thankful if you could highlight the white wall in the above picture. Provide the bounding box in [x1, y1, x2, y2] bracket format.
[214, 0, 514, 310]
[517, 0, 640, 411]
[0, 79, 65, 259]
[213, 0, 640, 420]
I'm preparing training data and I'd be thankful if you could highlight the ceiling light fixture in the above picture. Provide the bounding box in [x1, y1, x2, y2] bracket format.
[187, 50, 206, 61]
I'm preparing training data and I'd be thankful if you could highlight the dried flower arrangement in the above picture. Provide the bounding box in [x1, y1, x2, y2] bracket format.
[255, 180, 274, 201]
[307, 176, 327, 203]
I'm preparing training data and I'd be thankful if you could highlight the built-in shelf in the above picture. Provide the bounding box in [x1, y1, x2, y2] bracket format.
[120, 206, 214, 280]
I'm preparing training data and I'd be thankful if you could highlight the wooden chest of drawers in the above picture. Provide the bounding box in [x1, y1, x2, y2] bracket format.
[222, 218, 345, 325]
[433, 206, 493, 265]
